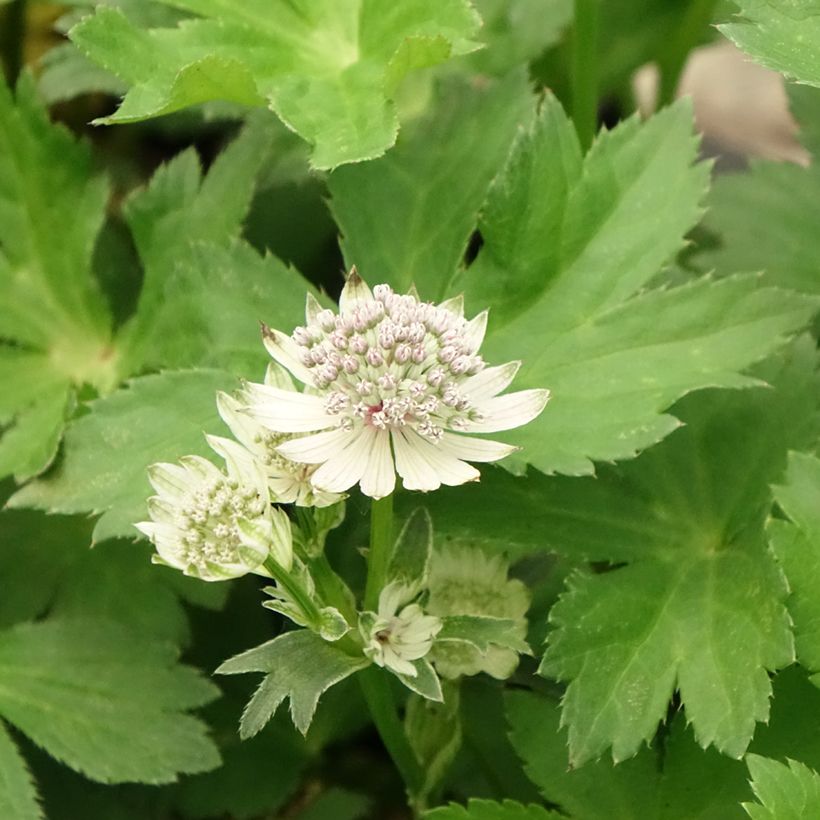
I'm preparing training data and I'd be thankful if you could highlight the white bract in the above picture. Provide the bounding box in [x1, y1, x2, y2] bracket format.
[217, 364, 343, 508]
[244, 272, 550, 499]
[135, 439, 292, 582]
[361, 583, 442, 677]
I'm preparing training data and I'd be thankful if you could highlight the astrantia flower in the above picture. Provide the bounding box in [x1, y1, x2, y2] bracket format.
[135, 438, 292, 581]
[216, 364, 343, 508]
[360, 583, 442, 677]
[426, 546, 530, 680]
[244, 271, 550, 498]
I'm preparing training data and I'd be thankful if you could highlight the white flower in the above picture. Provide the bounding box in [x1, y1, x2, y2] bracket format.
[135, 439, 292, 581]
[244, 271, 550, 499]
[216, 364, 343, 508]
[361, 583, 442, 677]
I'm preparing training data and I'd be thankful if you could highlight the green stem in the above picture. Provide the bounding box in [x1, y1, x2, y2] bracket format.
[364, 494, 393, 610]
[0, 0, 26, 84]
[359, 667, 424, 796]
[571, 0, 600, 152]
[657, 0, 718, 108]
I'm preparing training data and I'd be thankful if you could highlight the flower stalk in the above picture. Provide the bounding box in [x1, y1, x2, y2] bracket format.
[365, 493, 394, 610]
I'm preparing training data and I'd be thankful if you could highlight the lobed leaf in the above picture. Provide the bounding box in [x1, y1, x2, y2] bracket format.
[437, 615, 530, 655]
[69, 0, 483, 169]
[743, 754, 820, 820]
[0, 620, 220, 784]
[425, 799, 561, 820]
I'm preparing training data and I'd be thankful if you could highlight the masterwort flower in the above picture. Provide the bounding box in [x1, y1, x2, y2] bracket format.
[360, 583, 442, 677]
[216, 364, 343, 508]
[244, 271, 550, 498]
[135, 437, 292, 582]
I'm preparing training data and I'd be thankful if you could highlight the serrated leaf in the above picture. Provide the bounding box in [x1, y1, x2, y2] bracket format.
[720, 3, 820, 87]
[0, 75, 117, 479]
[438, 615, 530, 655]
[0, 620, 220, 784]
[328, 71, 534, 297]
[9, 369, 237, 543]
[217, 630, 368, 736]
[538, 340, 820, 765]
[425, 799, 561, 820]
[0, 720, 42, 820]
[743, 754, 820, 820]
[69, 1, 483, 169]
[461, 96, 817, 475]
[506, 690, 750, 820]
[769, 452, 820, 680]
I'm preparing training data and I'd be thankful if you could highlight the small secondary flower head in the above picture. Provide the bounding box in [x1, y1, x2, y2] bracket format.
[244, 271, 550, 498]
[217, 364, 343, 508]
[135, 439, 292, 581]
[361, 582, 442, 677]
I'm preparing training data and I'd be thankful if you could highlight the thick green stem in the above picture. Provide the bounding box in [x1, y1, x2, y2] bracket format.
[0, 0, 26, 84]
[364, 494, 393, 610]
[571, 0, 600, 152]
[359, 667, 424, 797]
[657, 0, 718, 108]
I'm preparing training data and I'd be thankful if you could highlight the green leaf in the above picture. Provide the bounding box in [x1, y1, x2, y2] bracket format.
[328, 71, 534, 297]
[462, 96, 818, 475]
[294, 788, 370, 820]
[425, 799, 561, 820]
[538, 340, 820, 765]
[743, 754, 820, 820]
[388, 507, 433, 588]
[0, 720, 42, 820]
[0, 75, 116, 479]
[719, 2, 820, 87]
[217, 630, 368, 736]
[9, 369, 237, 543]
[507, 690, 750, 820]
[0, 620, 219, 784]
[437, 615, 530, 655]
[69, 1, 483, 169]
[769, 452, 820, 680]
[396, 659, 444, 702]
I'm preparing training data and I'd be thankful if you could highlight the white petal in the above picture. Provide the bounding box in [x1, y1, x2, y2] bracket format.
[466, 389, 551, 433]
[277, 427, 353, 464]
[395, 429, 480, 489]
[305, 292, 323, 325]
[244, 383, 337, 433]
[180, 455, 222, 482]
[264, 362, 296, 391]
[462, 361, 521, 401]
[438, 431, 518, 463]
[438, 293, 464, 317]
[339, 268, 372, 314]
[146, 462, 190, 498]
[359, 430, 396, 499]
[463, 310, 488, 353]
[261, 324, 314, 384]
[392, 429, 443, 492]
[206, 434, 267, 494]
[311, 426, 378, 492]
[216, 391, 257, 451]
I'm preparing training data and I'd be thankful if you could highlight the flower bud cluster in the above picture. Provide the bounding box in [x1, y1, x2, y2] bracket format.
[293, 284, 487, 442]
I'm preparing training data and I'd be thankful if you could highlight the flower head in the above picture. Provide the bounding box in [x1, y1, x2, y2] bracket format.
[244, 271, 550, 498]
[360, 582, 442, 677]
[426, 546, 530, 680]
[216, 364, 343, 508]
[135, 439, 292, 581]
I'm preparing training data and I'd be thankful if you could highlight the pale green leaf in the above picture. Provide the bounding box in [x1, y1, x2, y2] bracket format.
[328, 71, 534, 297]
[0, 620, 220, 784]
[770, 452, 820, 680]
[217, 630, 368, 736]
[437, 615, 530, 655]
[506, 690, 749, 820]
[538, 340, 819, 765]
[719, 2, 820, 87]
[743, 754, 820, 820]
[396, 658, 444, 702]
[69, 0, 483, 169]
[388, 507, 433, 588]
[9, 370, 237, 544]
[425, 799, 561, 820]
[0, 720, 42, 820]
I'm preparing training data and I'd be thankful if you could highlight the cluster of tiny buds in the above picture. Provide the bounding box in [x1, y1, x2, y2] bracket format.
[292, 285, 486, 440]
[174, 476, 264, 568]
[252, 428, 301, 473]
